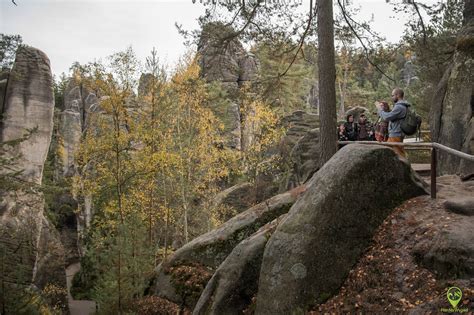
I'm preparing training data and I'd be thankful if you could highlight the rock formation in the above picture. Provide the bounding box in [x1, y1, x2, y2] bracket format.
[151, 190, 300, 308]
[198, 22, 259, 150]
[345, 106, 369, 122]
[211, 182, 257, 223]
[148, 144, 428, 314]
[255, 144, 428, 314]
[413, 217, 474, 279]
[0, 46, 68, 312]
[1, 46, 54, 184]
[0, 68, 9, 114]
[193, 215, 285, 315]
[278, 110, 321, 190]
[431, 1, 474, 176]
[59, 76, 98, 177]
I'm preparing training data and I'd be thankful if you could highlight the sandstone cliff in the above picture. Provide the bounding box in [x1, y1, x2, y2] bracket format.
[0, 46, 68, 312]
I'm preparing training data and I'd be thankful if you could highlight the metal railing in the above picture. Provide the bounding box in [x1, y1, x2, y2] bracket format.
[338, 141, 474, 199]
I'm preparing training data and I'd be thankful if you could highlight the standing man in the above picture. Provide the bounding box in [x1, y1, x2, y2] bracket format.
[375, 88, 409, 158]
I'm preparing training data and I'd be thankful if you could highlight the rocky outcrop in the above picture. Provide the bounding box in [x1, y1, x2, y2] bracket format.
[58, 109, 82, 177]
[58, 77, 98, 177]
[1, 46, 54, 184]
[255, 144, 428, 314]
[444, 197, 474, 216]
[345, 106, 369, 121]
[0, 68, 9, 114]
[56, 77, 99, 263]
[281, 128, 320, 190]
[193, 215, 284, 315]
[280, 110, 320, 149]
[151, 190, 300, 308]
[0, 46, 68, 312]
[265, 110, 320, 191]
[0, 190, 68, 312]
[138, 73, 155, 98]
[431, 3, 474, 176]
[198, 22, 259, 150]
[212, 182, 257, 223]
[413, 217, 474, 279]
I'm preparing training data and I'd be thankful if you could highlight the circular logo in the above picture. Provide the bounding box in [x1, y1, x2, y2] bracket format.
[446, 286, 462, 308]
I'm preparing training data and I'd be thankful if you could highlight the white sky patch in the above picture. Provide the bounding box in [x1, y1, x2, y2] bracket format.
[1, 0, 439, 76]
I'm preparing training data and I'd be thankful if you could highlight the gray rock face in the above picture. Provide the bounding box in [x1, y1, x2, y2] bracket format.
[413, 218, 474, 279]
[280, 110, 320, 148]
[151, 191, 299, 307]
[431, 11, 474, 176]
[255, 144, 428, 314]
[238, 53, 259, 83]
[58, 109, 82, 177]
[138, 73, 155, 98]
[345, 106, 369, 122]
[198, 22, 259, 150]
[0, 190, 68, 311]
[0, 47, 67, 312]
[282, 128, 320, 190]
[444, 197, 474, 216]
[268, 110, 320, 191]
[212, 182, 257, 223]
[1, 46, 54, 185]
[193, 215, 285, 315]
[57, 77, 99, 261]
[0, 68, 9, 114]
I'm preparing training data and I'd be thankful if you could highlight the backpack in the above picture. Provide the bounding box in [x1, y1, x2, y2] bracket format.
[400, 104, 422, 136]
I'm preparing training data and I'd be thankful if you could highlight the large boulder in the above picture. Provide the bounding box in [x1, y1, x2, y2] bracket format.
[255, 144, 428, 314]
[444, 197, 474, 216]
[193, 215, 285, 315]
[0, 46, 54, 185]
[345, 106, 369, 122]
[212, 182, 257, 223]
[151, 190, 301, 307]
[413, 217, 474, 279]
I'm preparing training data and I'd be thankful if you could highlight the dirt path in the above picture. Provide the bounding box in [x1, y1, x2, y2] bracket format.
[66, 263, 96, 315]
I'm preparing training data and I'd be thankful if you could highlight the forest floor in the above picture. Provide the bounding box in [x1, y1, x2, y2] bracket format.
[311, 175, 474, 314]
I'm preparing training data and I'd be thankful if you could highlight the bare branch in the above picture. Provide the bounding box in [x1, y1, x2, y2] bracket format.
[412, 1, 428, 45]
[279, 0, 315, 78]
[337, 0, 395, 82]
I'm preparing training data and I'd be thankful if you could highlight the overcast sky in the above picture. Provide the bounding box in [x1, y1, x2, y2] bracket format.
[0, 0, 437, 77]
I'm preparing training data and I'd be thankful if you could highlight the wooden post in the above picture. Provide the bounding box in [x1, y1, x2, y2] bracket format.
[431, 147, 437, 199]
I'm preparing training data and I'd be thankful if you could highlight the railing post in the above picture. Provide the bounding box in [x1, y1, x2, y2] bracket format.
[431, 147, 437, 199]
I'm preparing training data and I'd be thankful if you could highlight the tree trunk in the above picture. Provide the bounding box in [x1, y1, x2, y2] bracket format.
[317, 0, 338, 164]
